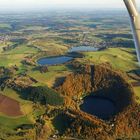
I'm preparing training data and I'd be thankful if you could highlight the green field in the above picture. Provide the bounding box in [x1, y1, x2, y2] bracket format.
[134, 87, 140, 103]
[0, 23, 12, 29]
[0, 115, 31, 129]
[27, 65, 71, 87]
[0, 44, 39, 67]
[83, 48, 139, 71]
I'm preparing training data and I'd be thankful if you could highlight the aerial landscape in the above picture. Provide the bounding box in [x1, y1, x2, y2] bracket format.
[0, 0, 140, 140]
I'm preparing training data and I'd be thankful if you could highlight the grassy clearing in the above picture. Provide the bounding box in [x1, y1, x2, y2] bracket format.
[0, 115, 31, 129]
[22, 25, 48, 31]
[0, 23, 11, 29]
[0, 44, 38, 67]
[83, 48, 139, 72]
[28, 65, 71, 87]
[33, 39, 68, 54]
[133, 87, 140, 103]
[0, 54, 25, 67]
[4, 44, 38, 54]
[0, 42, 13, 53]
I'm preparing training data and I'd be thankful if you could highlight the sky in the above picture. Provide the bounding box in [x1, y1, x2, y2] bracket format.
[0, 0, 140, 11]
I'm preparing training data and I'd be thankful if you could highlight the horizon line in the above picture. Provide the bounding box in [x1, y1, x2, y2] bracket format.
[0, 7, 128, 13]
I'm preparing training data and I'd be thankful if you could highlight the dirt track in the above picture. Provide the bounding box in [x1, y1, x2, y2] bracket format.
[0, 93, 23, 117]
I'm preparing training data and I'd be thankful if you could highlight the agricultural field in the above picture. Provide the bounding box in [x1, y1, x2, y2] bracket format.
[0, 9, 140, 139]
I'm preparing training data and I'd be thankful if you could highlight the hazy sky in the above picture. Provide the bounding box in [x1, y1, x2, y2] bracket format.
[0, 0, 140, 11]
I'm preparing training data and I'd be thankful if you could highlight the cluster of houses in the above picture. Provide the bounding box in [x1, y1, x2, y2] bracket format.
[0, 35, 10, 43]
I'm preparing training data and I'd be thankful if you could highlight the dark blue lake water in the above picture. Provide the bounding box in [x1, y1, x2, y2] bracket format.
[80, 96, 116, 120]
[37, 56, 73, 65]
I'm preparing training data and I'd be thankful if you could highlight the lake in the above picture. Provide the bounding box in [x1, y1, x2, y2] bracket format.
[37, 56, 73, 65]
[69, 46, 99, 52]
[80, 96, 116, 120]
[38, 46, 99, 66]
